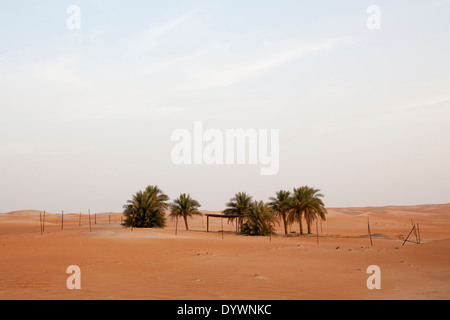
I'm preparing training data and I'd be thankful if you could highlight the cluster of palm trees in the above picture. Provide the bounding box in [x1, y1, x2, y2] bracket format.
[122, 185, 327, 237]
[123, 185, 201, 231]
[225, 186, 327, 236]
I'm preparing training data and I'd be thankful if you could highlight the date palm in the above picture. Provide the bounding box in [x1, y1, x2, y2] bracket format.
[223, 192, 253, 227]
[269, 190, 292, 235]
[123, 185, 169, 228]
[240, 201, 277, 236]
[289, 186, 326, 235]
[169, 193, 202, 231]
[304, 195, 327, 234]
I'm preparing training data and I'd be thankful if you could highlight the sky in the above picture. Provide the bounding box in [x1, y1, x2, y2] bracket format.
[1, 0, 449, 213]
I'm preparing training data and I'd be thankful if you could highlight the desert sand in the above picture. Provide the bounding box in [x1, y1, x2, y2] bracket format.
[0, 204, 449, 300]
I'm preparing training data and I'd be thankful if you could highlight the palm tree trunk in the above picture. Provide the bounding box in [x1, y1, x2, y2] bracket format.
[298, 210, 303, 235]
[306, 209, 314, 234]
[283, 215, 288, 235]
[184, 216, 189, 230]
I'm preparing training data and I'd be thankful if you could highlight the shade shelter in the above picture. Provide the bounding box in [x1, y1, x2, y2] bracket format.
[205, 214, 241, 233]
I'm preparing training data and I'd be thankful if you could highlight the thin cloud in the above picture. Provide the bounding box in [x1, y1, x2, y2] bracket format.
[122, 8, 201, 59]
[192, 37, 357, 89]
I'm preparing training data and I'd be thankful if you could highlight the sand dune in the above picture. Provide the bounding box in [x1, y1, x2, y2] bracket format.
[0, 204, 449, 300]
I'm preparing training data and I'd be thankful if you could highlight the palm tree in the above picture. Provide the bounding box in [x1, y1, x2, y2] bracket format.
[289, 186, 327, 235]
[304, 194, 327, 234]
[169, 193, 202, 231]
[123, 185, 169, 228]
[223, 192, 253, 228]
[268, 190, 292, 235]
[240, 201, 277, 236]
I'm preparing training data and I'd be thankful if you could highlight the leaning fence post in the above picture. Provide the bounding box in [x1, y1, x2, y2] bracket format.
[402, 225, 416, 246]
[368, 218, 373, 247]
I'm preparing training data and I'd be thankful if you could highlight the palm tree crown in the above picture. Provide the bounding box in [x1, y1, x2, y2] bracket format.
[223, 192, 253, 226]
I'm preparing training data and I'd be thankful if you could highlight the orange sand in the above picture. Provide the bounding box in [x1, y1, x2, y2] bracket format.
[0, 204, 449, 300]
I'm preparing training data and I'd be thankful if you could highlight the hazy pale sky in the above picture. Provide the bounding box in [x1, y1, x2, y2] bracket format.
[1, 0, 449, 213]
